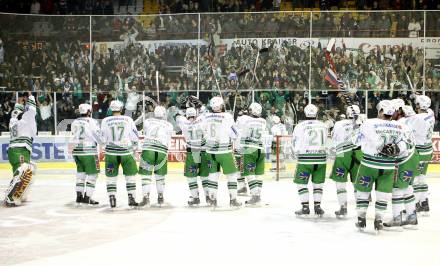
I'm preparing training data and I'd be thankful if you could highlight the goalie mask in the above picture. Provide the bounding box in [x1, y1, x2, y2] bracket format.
[304, 104, 318, 118]
[249, 102, 262, 117]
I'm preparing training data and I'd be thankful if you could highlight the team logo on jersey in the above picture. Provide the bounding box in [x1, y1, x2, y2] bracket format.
[246, 162, 256, 172]
[401, 170, 413, 182]
[335, 167, 345, 177]
[188, 164, 198, 174]
[106, 163, 115, 174]
[358, 176, 372, 187]
[298, 171, 310, 180]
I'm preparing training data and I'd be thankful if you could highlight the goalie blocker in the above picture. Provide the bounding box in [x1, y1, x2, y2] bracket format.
[4, 162, 37, 207]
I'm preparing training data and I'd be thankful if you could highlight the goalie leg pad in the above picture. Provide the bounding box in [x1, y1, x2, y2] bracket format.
[5, 163, 34, 206]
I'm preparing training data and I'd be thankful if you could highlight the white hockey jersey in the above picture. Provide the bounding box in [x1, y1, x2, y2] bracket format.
[397, 117, 417, 164]
[142, 117, 174, 154]
[201, 112, 238, 154]
[355, 118, 408, 169]
[292, 120, 328, 164]
[271, 123, 288, 137]
[331, 119, 357, 155]
[9, 95, 37, 152]
[101, 115, 139, 156]
[235, 115, 267, 150]
[411, 111, 435, 157]
[176, 115, 204, 151]
[71, 117, 102, 156]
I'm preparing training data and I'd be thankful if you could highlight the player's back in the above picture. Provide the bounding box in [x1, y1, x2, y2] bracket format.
[177, 116, 204, 150]
[292, 120, 328, 164]
[142, 117, 174, 153]
[332, 119, 356, 154]
[203, 112, 236, 154]
[9, 97, 37, 151]
[271, 123, 287, 136]
[71, 117, 101, 155]
[412, 112, 435, 151]
[101, 115, 139, 155]
[238, 115, 266, 150]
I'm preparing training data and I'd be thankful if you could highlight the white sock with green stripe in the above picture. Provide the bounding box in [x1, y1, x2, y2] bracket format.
[417, 175, 429, 202]
[187, 177, 199, 198]
[207, 172, 219, 200]
[312, 183, 323, 204]
[76, 172, 86, 194]
[356, 191, 370, 216]
[255, 175, 263, 196]
[141, 175, 152, 196]
[404, 186, 416, 214]
[247, 175, 258, 196]
[237, 175, 246, 190]
[375, 191, 391, 220]
[335, 182, 347, 206]
[391, 188, 405, 217]
[106, 176, 117, 196]
[200, 176, 209, 197]
[125, 175, 136, 197]
[85, 174, 97, 198]
[297, 184, 309, 204]
[156, 175, 165, 194]
[413, 175, 424, 203]
[227, 172, 238, 200]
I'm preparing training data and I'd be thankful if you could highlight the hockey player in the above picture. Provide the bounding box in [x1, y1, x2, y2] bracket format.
[71, 103, 102, 205]
[101, 100, 139, 208]
[354, 100, 408, 231]
[292, 104, 328, 217]
[4, 92, 37, 207]
[410, 95, 434, 215]
[176, 107, 209, 206]
[203, 96, 241, 207]
[329, 105, 361, 217]
[270, 116, 287, 171]
[235, 103, 267, 205]
[384, 103, 419, 228]
[138, 106, 174, 206]
[234, 110, 247, 195]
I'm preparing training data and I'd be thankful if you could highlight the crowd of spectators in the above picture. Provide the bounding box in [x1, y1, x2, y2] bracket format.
[0, 6, 440, 133]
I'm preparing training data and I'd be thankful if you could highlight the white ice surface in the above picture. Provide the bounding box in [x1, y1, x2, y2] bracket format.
[1, 173, 440, 266]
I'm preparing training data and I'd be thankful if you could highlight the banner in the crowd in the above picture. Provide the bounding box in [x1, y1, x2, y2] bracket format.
[1, 136, 439, 163]
[94, 37, 440, 59]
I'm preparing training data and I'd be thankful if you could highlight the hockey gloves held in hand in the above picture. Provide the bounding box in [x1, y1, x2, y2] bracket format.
[379, 143, 400, 157]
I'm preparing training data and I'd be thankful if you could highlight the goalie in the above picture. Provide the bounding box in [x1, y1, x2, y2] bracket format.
[4, 92, 37, 207]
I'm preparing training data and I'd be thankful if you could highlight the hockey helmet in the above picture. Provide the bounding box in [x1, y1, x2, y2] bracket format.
[249, 102, 262, 117]
[304, 104, 318, 118]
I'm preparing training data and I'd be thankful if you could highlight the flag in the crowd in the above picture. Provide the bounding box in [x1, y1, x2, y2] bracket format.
[325, 68, 341, 88]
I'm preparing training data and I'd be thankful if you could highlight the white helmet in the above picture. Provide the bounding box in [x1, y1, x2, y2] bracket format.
[304, 104, 318, 118]
[185, 107, 197, 118]
[209, 96, 224, 112]
[379, 100, 395, 116]
[272, 115, 280, 124]
[154, 106, 167, 119]
[415, 95, 431, 110]
[109, 100, 124, 112]
[391, 98, 405, 110]
[346, 105, 361, 118]
[402, 105, 416, 117]
[249, 102, 262, 117]
[79, 103, 92, 115]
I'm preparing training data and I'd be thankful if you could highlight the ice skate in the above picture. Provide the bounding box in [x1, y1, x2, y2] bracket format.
[139, 194, 150, 207]
[355, 216, 366, 231]
[245, 195, 261, 206]
[206, 195, 213, 205]
[295, 204, 310, 216]
[229, 198, 242, 208]
[420, 199, 430, 216]
[335, 205, 347, 218]
[403, 212, 418, 230]
[82, 194, 99, 205]
[374, 218, 383, 233]
[314, 204, 325, 217]
[76, 192, 83, 205]
[109, 195, 116, 208]
[415, 202, 423, 212]
[383, 213, 404, 231]
[188, 196, 200, 206]
[128, 194, 138, 208]
[157, 193, 164, 206]
[237, 186, 248, 196]
[4, 195, 17, 207]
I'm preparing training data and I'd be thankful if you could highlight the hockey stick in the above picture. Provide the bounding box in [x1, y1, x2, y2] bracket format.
[232, 69, 250, 115]
[155, 70, 160, 103]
